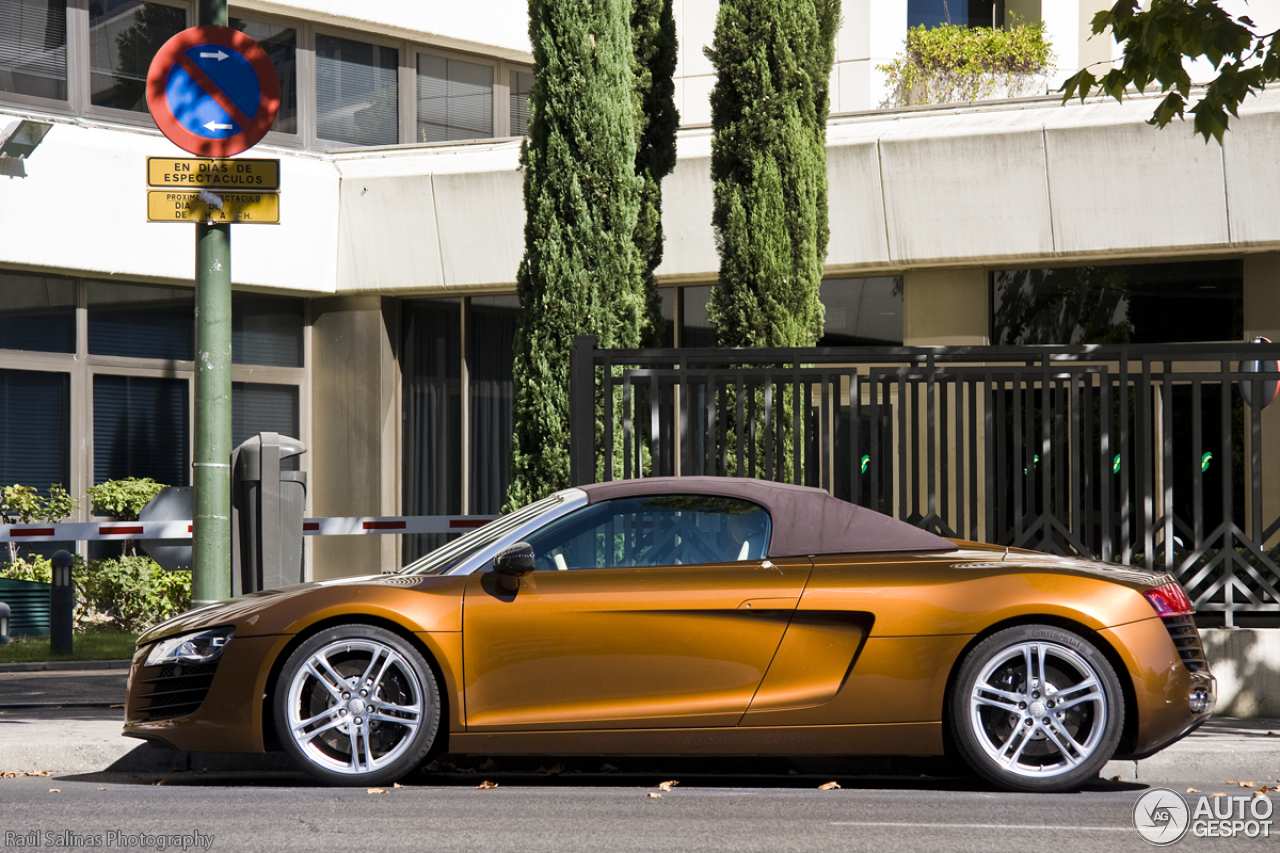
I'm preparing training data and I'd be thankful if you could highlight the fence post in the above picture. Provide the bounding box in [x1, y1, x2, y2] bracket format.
[570, 336, 598, 486]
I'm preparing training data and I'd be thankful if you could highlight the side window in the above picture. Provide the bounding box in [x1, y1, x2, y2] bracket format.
[523, 495, 770, 571]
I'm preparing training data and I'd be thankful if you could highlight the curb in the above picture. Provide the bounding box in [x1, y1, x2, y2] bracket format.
[0, 660, 130, 673]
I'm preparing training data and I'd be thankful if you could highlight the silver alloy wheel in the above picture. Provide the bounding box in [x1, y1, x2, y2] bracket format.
[284, 638, 425, 776]
[967, 640, 1108, 778]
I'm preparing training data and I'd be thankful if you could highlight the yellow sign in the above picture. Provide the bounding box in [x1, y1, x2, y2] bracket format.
[147, 190, 280, 224]
[147, 157, 280, 190]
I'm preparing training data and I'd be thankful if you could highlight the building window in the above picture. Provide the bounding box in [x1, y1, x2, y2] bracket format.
[0, 369, 69, 492]
[908, 0, 1003, 29]
[316, 33, 398, 146]
[817, 277, 904, 346]
[0, 272, 76, 354]
[233, 382, 300, 467]
[0, 0, 68, 102]
[92, 374, 189, 486]
[233, 293, 304, 367]
[509, 68, 532, 136]
[681, 286, 716, 347]
[990, 261, 1244, 345]
[416, 53, 492, 142]
[88, 281, 193, 360]
[230, 16, 297, 135]
[89, 0, 186, 113]
[467, 295, 518, 515]
[401, 299, 462, 560]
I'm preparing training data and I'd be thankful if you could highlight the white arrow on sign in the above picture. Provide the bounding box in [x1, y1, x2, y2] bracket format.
[199, 50, 229, 61]
[203, 121, 234, 131]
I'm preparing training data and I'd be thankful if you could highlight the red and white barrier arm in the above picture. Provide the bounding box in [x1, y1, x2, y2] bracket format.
[0, 516, 495, 543]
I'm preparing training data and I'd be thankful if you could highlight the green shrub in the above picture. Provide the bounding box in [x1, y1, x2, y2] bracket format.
[86, 478, 166, 521]
[78, 556, 190, 633]
[0, 554, 190, 632]
[879, 21, 1054, 107]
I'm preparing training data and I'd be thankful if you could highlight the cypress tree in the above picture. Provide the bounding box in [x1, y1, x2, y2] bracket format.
[506, 0, 645, 509]
[632, 0, 679, 345]
[706, 0, 839, 348]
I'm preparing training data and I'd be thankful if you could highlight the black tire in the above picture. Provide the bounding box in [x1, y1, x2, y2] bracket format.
[950, 624, 1124, 793]
[274, 624, 440, 786]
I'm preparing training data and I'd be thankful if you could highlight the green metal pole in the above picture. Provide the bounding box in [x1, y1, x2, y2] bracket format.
[192, 0, 230, 608]
[193, 223, 232, 608]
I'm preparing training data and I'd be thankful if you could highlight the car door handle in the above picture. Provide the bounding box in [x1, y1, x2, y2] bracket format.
[738, 598, 796, 612]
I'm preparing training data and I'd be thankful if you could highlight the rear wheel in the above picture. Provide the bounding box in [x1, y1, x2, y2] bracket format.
[950, 625, 1123, 792]
[275, 625, 440, 786]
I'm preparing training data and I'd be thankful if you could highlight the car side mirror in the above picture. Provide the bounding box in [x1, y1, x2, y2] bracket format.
[494, 541, 535, 591]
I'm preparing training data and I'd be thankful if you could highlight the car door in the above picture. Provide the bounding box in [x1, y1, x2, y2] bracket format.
[462, 494, 812, 731]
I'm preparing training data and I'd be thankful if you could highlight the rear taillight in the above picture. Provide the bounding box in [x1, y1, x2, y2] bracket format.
[1144, 582, 1194, 617]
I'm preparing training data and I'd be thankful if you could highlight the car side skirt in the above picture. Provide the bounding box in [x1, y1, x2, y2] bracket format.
[448, 722, 943, 757]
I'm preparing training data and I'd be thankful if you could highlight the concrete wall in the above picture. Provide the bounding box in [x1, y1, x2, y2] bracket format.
[1203, 629, 1280, 718]
[903, 268, 988, 346]
[309, 296, 399, 579]
[233, 0, 532, 60]
[0, 114, 338, 293]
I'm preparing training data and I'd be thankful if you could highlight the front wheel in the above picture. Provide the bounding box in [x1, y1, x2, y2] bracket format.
[950, 625, 1124, 792]
[274, 625, 440, 786]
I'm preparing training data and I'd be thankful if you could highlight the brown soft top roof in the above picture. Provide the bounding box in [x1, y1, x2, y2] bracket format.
[577, 476, 957, 558]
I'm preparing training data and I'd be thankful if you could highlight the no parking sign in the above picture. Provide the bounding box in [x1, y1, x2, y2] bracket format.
[145, 25, 280, 157]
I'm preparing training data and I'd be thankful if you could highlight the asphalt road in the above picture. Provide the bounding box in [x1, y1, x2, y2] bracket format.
[0, 670, 127, 706]
[2, 770, 1275, 853]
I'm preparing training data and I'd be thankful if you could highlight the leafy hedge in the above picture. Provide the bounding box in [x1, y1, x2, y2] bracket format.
[0, 554, 190, 633]
[879, 21, 1054, 107]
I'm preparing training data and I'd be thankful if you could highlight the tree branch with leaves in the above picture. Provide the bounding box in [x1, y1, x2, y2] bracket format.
[1062, 0, 1280, 143]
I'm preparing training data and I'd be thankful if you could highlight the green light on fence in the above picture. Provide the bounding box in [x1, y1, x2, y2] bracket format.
[860, 454, 870, 474]
[1113, 454, 1122, 474]
[1201, 451, 1213, 473]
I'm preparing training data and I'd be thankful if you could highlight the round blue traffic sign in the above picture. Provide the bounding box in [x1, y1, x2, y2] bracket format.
[146, 26, 280, 157]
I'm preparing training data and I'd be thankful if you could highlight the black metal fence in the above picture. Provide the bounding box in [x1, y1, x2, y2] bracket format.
[569, 336, 1280, 626]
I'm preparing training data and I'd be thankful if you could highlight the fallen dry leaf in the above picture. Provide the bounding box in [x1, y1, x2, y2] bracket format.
[109, 704, 124, 709]
[367, 788, 388, 795]
[647, 792, 662, 799]
[48, 788, 60, 793]
[476, 780, 498, 790]
[1226, 780, 1237, 785]
[818, 781, 841, 790]
[393, 783, 403, 789]
[1212, 793, 1228, 798]
[547, 762, 565, 775]
[658, 780, 679, 792]
[1257, 790, 1270, 798]
[1111, 776, 1123, 782]
[154, 779, 166, 786]
[1267, 731, 1280, 738]
[1187, 788, 1201, 793]
[1241, 781, 1256, 787]
[600, 763, 620, 773]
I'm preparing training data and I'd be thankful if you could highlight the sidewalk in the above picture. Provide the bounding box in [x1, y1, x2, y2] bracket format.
[0, 668, 1277, 786]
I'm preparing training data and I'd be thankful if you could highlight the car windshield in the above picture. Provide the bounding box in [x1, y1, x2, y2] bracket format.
[398, 493, 567, 576]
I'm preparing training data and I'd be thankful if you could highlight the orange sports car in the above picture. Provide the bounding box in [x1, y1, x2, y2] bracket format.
[123, 477, 1215, 792]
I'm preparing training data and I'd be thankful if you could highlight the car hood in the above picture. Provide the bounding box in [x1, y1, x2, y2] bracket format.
[136, 573, 464, 646]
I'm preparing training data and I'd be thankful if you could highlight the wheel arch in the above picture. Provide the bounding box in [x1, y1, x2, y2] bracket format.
[939, 614, 1139, 760]
[259, 614, 454, 756]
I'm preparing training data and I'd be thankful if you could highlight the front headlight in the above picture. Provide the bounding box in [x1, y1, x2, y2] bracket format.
[144, 627, 234, 667]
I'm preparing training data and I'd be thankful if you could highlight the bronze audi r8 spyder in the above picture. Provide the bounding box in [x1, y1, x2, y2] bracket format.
[123, 477, 1215, 792]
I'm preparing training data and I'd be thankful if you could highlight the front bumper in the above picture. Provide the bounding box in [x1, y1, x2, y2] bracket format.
[124, 633, 292, 753]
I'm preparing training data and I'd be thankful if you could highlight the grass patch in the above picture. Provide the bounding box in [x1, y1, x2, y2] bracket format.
[0, 630, 137, 663]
